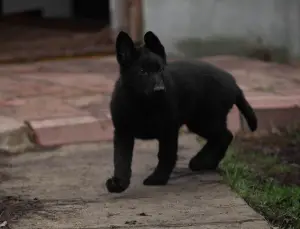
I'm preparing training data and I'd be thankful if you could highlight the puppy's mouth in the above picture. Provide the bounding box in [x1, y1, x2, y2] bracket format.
[153, 82, 165, 92]
[146, 85, 166, 96]
[153, 75, 166, 92]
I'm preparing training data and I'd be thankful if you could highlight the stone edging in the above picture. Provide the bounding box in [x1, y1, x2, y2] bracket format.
[1, 95, 299, 149]
[0, 121, 37, 154]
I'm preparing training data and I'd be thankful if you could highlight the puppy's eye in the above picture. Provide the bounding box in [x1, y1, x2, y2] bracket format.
[140, 69, 146, 74]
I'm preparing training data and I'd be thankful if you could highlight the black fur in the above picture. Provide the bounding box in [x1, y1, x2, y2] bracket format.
[106, 31, 257, 193]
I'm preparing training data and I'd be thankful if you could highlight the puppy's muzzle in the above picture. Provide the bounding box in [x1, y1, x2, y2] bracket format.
[153, 78, 165, 92]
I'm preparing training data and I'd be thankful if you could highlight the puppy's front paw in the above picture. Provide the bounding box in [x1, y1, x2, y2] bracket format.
[106, 177, 130, 193]
[143, 174, 169, 186]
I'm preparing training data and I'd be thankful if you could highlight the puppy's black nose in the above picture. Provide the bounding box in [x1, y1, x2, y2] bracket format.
[154, 84, 165, 92]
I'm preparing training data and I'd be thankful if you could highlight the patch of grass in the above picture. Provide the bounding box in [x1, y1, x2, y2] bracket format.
[220, 149, 300, 229]
[235, 149, 294, 178]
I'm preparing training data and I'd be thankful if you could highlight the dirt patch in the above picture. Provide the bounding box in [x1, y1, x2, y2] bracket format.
[235, 123, 300, 186]
[0, 150, 10, 184]
[0, 19, 114, 63]
[0, 196, 43, 229]
[0, 151, 43, 228]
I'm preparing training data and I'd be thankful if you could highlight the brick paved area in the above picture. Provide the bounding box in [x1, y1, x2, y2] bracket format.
[0, 55, 299, 146]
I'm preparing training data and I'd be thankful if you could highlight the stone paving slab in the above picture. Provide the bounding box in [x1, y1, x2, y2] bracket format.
[29, 116, 113, 146]
[0, 55, 299, 147]
[18, 73, 115, 94]
[0, 96, 90, 121]
[1, 135, 271, 229]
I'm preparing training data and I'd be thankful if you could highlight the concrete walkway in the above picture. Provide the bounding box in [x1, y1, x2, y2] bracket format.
[1, 134, 271, 229]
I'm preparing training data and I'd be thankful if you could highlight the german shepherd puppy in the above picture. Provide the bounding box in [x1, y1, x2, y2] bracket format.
[106, 31, 257, 193]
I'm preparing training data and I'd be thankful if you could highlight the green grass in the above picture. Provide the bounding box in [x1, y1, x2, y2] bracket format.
[220, 149, 300, 229]
[236, 149, 293, 176]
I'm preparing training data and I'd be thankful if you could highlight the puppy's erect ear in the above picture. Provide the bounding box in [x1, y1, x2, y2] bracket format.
[144, 31, 166, 63]
[116, 31, 136, 66]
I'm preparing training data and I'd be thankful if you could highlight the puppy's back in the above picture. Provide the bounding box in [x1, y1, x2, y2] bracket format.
[166, 60, 238, 95]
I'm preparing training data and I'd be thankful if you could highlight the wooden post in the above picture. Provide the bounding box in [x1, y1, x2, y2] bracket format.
[129, 0, 143, 44]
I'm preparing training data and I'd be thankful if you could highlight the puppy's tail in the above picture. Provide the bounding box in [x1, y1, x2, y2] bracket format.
[235, 89, 257, 132]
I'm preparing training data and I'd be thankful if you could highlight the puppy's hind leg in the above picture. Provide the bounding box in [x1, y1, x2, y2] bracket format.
[188, 127, 233, 171]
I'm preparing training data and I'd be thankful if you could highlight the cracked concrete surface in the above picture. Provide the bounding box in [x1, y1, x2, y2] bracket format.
[2, 135, 271, 229]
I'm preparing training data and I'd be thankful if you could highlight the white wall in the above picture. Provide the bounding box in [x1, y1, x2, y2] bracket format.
[109, 0, 129, 38]
[3, 0, 72, 18]
[143, 0, 300, 58]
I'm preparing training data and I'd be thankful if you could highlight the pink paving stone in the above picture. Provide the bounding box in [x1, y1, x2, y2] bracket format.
[199, 56, 300, 96]
[64, 94, 104, 108]
[229, 69, 283, 91]
[244, 107, 300, 132]
[228, 95, 300, 133]
[279, 89, 300, 96]
[30, 109, 240, 146]
[0, 76, 84, 97]
[87, 107, 111, 120]
[16, 95, 300, 146]
[20, 73, 115, 94]
[225, 95, 300, 133]
[0, 78, 20, 91]
[201, 55, 270, 71]
[227, 106, 241, 133]
[248, 95, 300, 109]
[0, 96, 88, 120]
[16, 81, 84, 98]
[64, 94, 111, 118]
[0, 55, 298, 145]
[103, 72, 119, 81]
[0, 63, 39, 73]
[244, 91, 278, 97]
[99, 56, 117, 62]
[29, 116, 113, 146]
[0, 98, 24, 107]
[238, 95, 300, 132]
[0, 91, 16, 105]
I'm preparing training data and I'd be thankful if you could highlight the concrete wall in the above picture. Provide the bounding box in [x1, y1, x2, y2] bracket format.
[143, 0, 300, 59]
[3, 0, 72, 18]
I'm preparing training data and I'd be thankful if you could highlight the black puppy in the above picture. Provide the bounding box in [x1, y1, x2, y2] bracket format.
[106, 31, 257, 193]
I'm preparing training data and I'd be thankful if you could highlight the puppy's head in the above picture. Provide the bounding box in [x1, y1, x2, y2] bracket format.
[116, 31, 167, 96]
